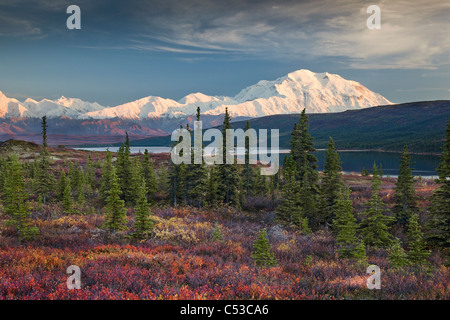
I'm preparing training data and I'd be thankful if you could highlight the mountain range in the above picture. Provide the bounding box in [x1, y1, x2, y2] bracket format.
[0, 69, 391, 120]
[129, 100, 450, 154]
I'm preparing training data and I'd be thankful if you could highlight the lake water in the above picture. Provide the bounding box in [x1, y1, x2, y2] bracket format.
[75, 147, 441, 177]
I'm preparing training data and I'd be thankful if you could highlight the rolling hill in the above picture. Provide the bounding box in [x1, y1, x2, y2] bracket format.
[127, 100, 450, 154]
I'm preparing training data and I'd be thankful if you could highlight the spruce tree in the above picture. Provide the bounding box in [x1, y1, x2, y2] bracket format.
[142, 149, 158, 201]
[406, 213, 430, 265]
[189, 163, 208, 208]
[289, 123, 301, 168]
[294, 109, 319, 180]
[254, 167, 270, 197]
[291, 110, 320, 227]
[0, 156, 8, 193]
[217, 108, 241, 208]
[276, 156, 304, 226]
[361, 168, 369, 177]
[99, 149, 114, 202]
[299, 162, 319, 228]
[242, 121, 256, 196]
[35, 116, 55, 203]
[168, 158, 179, 206]
[67, 160, 75, 188]
[158, 165, 169, 200]
[319, 137, 344, 226]
[388, 238, 408, 269]
[84, 154, 95, 188]
[74, 166, 85, 206]
[3, 155, 39, 240]
[69, 162, 83, 192]
[102, 167, 128, 232]
[426, 118, 450, 262]
[56, 169, 67, 201]
[168, 126, 188, 206]
[189, 108, 209, 208]
[116, 133, 133, 203]
[359, 164, 395, 249]
[132, 178, 154, 240]
[353, 241, 367, 265]
[251, 228, 277, 267]
[177, 162, 188, 205]
[393, 146, 418, 225]
[212, 221, 224, 241]
[333, 186, 359, 258]
[62, 176, 74, 214]
[270, 168, 280, 195]
[131, 156, 143, 204]
[206, 165, 220, 207]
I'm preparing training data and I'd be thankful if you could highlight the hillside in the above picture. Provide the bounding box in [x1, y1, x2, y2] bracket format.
[129, 100, 450, 154]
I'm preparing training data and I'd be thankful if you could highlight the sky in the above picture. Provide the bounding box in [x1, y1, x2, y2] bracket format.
[0, 0, 449, 107]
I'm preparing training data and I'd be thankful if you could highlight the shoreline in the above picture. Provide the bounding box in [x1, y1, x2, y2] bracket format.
[75, 146, 442, 157]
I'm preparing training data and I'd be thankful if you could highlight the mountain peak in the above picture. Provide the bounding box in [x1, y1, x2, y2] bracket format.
[24, 97, 38, 104]
[178, 92, 220, 105]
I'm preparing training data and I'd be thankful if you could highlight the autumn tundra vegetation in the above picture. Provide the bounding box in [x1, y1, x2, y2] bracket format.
[0, 109, 448, 300]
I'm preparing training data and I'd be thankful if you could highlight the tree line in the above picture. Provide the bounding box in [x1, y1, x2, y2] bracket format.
[0, 112, 448, 267]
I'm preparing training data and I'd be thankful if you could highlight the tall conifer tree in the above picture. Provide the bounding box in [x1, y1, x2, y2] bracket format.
[393, 146, 418, 225]
[99, 149, 114, 202]
[359, 164, 395, 249]
[217, 108, 241, 208]
[116, 133, 133, 203]
[426, 118, 450, 262]
[35, 116, 55, 203]
[62, 176, 74, 214]
[242, 121, 256, 196]
[4, 155, 39, 240]
[142, 149, 158, 201]
[333, 186, 359, 258]
[276, 156, 310, 231]
[290, 109, 320, 227]
[189, 107, 209, 208]
[102, 166, 128, 232]
[319, 137, 344, 226]
[168, 126, 185, 206]
[132, 178, 154, 239]
[388, 239, 408, 269]
[251, 228, 277, 267]
[57, 169, 67, 201]
[206, 165, 220, 207]
[406, 213, 430, 265]
[85, 154, 95, 188]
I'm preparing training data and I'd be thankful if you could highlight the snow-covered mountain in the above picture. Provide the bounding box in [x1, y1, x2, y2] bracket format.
[221, 69, 392, 117]
[0, 91, 105, 119]
[0, 91, 28, 117]
[0, 69, 392, 120]
[22, 96, 104, 119]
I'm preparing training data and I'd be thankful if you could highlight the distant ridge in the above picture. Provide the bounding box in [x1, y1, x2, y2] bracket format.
[128, 100, 450, 154]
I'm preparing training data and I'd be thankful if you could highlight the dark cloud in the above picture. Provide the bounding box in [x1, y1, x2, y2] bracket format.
[1, 0, 449, 69]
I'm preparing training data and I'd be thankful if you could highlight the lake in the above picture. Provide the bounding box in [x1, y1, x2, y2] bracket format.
[75, 147, 441, 177]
